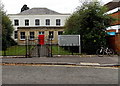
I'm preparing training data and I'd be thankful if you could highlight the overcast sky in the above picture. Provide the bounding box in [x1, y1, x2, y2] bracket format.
[1, 0, 113, 14]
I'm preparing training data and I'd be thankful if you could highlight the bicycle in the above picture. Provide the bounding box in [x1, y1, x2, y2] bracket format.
[96, 46, 114, 57]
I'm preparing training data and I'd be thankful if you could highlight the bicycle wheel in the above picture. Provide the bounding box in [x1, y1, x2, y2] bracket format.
[107, 49, 114, 56]
[96, 49, 104, 57]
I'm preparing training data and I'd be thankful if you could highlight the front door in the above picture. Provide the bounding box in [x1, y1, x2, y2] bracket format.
[38, 35, 45, 45]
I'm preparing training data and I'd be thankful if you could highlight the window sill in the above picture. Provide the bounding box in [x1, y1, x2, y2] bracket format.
[29, 39, 35, 41]
[48, 38, 54, 40]
[20, 39, 25, 40]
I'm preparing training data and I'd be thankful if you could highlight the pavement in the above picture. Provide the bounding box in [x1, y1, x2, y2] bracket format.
[1, 55, 120, 67]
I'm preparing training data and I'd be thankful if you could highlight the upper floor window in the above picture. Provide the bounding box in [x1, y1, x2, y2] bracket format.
[56, 19, 61, 26]
[20, 32, 25, 40]
[35, 19, 40, 25]
[25, 19, 29, 26]
[14, 19, 19, 26]
[46, 19, 50, 25]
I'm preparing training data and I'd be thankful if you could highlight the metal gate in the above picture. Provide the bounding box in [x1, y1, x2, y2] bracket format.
[25, 36, 52, 57]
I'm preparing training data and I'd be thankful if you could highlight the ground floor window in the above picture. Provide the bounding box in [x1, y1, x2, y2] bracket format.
[14, 31, 18, 39]
[58, 31, 63, 35]
[30, 32, 34, 40]
[20, 32, 25, 40]
[49, 31, 54, 39]
[39, 31, 44, 35]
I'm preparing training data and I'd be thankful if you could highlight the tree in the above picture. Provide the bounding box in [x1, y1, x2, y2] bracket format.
[0, 4, 17, 54]
[64, 1, 114, 54]
[0, 2, 2, 51]
[21, 4, 29, 12]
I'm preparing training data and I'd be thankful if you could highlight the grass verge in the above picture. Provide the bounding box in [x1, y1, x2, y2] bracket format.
[52, 46, 80, 55]
[1, 45, 34, 56]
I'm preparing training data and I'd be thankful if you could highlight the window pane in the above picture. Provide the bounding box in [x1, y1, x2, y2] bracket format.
[30, 32, 34, 39]
[14, 20, 19, 26]
[56, 19, 61, 26]
[35, 19, 40, 25]
[14, 31, 18, 39]
[25, 19, 29, 26]
[20, 32, 25, 39]
[46, 19, 50, 25]
[58, 31, 63, 35]
[39, 31, 44, 35]
[49, 31, 54, 38]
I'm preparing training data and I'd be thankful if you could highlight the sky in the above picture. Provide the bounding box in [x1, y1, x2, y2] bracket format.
[1, 0, 113, 14]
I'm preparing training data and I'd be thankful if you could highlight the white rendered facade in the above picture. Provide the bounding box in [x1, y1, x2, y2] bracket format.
[8, 8, 70, 41]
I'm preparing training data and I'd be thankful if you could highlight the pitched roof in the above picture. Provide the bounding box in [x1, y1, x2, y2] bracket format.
[17, 8, 64, 15]
[104, 1, 120, 11]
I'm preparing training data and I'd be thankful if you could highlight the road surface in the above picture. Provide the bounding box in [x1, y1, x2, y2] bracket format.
[2, 64, 118, 84]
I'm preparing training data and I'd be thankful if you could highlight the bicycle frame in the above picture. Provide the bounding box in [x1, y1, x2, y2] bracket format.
[96, 46, 114, 56]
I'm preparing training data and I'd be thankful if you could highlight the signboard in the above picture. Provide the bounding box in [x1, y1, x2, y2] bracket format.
[38, 35, 44, 45]
[58, 35, 80, 46]
[107, 32, 116, 35]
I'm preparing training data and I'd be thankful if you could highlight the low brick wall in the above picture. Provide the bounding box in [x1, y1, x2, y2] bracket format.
[115, 34, 120, 54]
[107, 33, 120, 54]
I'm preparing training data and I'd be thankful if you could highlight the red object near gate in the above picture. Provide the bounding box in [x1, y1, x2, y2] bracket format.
[38, 35, 44, 45]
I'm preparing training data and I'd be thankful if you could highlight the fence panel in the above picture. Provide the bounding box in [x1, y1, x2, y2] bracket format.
[52, 45, 81, 55]
[2, 45, 27, 56]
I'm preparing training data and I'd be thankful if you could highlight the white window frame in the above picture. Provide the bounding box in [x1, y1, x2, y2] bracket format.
[14, 19, 19, 26]
[56, 19, 61, 26]
[25, 19, 29, 26]
[45, 19, 50, 26]
[20, 32, 25, 40]
[39, 31, 44, 35]
[29, 32, 35, 40]
[35, 19, 40, 26]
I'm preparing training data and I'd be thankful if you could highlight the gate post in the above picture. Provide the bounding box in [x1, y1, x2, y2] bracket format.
[37, 38, 40, 57]
[28, 36, 31, 58]
[49, 34, 53, 57]
[25, 36, 28, 58]
[50, 37, 53, 57]
[72, 43, 74, 55]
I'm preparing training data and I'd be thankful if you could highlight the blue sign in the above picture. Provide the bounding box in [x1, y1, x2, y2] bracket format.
[107, 32, 116, 35]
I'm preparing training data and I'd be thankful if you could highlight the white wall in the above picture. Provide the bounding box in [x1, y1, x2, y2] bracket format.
[8, 14, 70, 39]
[106, 7, 119, 14]
[8, 14, 70, 27]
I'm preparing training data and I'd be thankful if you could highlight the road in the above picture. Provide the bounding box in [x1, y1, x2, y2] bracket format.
[2, 65, 118, 84]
